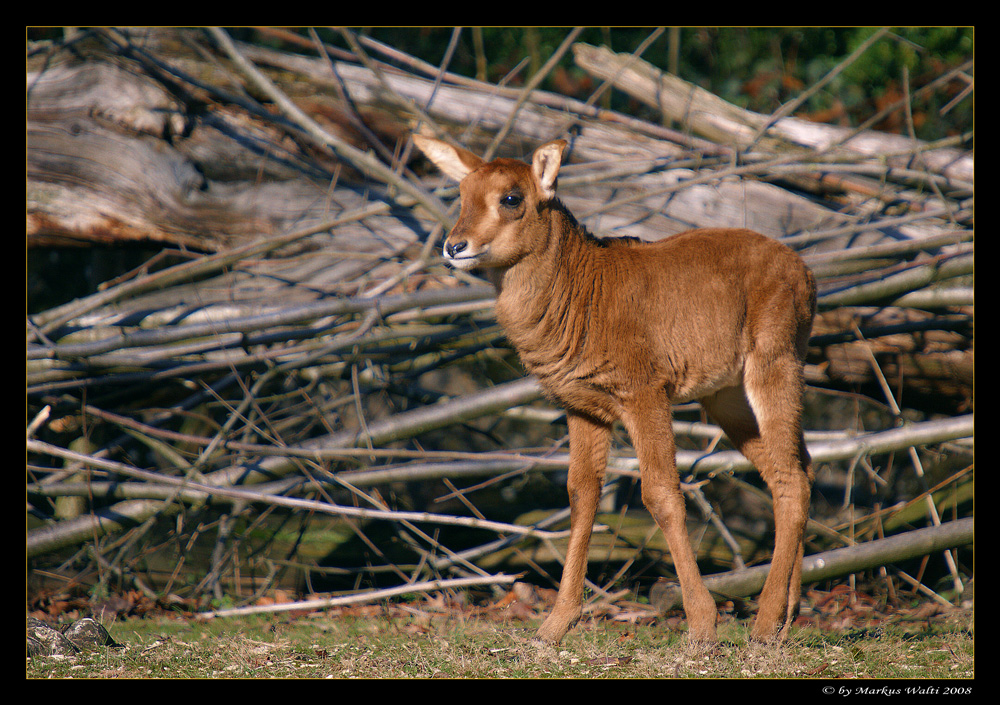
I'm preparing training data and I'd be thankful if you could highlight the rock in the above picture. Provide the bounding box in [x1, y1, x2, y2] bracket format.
[61, 617, 121, 650]
[26, 617, 79, 658]
[26, 616, 121, 658]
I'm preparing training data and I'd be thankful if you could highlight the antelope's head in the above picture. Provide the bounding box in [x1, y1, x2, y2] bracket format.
[413, 135, 567, 271]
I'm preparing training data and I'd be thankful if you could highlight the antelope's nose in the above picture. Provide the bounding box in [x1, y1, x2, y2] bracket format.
[444, 240, 468, 258]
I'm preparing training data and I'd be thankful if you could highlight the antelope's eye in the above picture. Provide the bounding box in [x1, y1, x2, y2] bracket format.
[500, 192, 522, 208]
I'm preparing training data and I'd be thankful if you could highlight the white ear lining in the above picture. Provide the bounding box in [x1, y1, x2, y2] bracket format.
[412, 135, 478, 182]
[532, 141, 565, 199]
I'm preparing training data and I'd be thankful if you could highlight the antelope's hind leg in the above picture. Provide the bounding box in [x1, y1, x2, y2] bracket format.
[535, 411, 611, 644]
[703, 375, 812, 641]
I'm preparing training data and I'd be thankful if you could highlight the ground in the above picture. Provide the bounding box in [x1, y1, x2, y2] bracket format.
[27, 581, 974, 680]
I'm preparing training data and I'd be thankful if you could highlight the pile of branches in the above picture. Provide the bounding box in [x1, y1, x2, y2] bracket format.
[27, 28, 972, 617]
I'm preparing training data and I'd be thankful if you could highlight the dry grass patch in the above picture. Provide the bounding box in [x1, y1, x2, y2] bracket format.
[27, 603, 972, 680]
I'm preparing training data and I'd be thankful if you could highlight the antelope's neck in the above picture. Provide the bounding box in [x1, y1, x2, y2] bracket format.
[492, 209, 611, 384]
[493, 208, 591, 334]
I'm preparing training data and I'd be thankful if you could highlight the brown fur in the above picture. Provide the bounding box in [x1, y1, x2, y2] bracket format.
[413, 135, 817, 644]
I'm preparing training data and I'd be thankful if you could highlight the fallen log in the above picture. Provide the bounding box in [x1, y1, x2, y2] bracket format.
[649, 517, 973, 611]
[572, 42, 973, 184]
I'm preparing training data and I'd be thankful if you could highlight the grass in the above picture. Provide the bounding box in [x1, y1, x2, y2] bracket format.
[26, 602, 973, 680]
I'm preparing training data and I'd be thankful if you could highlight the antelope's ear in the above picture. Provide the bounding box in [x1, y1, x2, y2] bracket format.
[412, 134, 484, 182]
[531, 139, 567, 200]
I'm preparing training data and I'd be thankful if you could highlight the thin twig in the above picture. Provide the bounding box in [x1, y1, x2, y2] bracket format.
[483, 27, 585, 160]
[198, 573, 519, 619]
[27, 439, 577, 544]
[207, 27, 452, 226]
[852, 325, 964, 593]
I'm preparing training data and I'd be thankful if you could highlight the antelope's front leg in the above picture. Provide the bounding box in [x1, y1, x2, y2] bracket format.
[535, 411, 611, 644]
[623, 390, 718, 642]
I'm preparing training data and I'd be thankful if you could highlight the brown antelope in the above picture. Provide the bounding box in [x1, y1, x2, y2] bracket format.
[412, 134, 817, 644]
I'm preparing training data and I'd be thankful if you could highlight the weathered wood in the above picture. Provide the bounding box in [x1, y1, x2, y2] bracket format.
[26, 45, 436, 259]
[572, 42, 973, 184]
[808, 306, 973, 405]
[244, 38, 862, 246]
[26, 32, 864, 260]
[649, 518, 974, 611]
[27, 414, 974, 558]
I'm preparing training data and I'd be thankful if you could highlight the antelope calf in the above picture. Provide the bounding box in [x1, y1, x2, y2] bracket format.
[413, 134, 816, 644]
